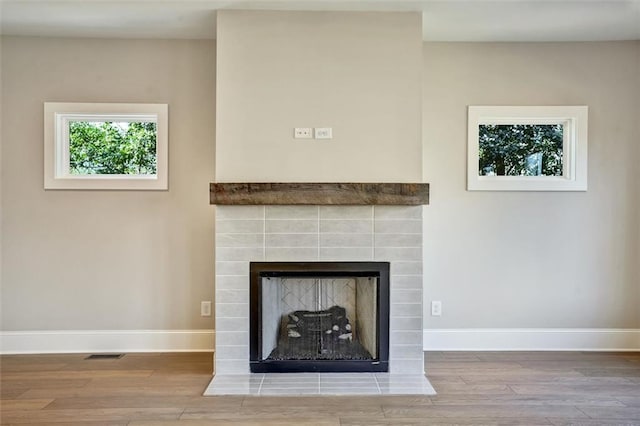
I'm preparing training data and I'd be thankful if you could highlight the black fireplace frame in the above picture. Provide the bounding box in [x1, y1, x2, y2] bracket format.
[249, 261, 390, 373]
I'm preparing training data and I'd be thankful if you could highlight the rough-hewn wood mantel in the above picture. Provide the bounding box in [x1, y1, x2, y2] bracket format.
[209, 183, 429, 205]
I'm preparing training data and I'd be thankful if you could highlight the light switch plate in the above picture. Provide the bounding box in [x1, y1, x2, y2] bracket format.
[314, 127, 332, 139]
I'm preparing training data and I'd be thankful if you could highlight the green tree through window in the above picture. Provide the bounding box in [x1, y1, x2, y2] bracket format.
[478, 124, 563, 176]
[69, 121, 157, 175]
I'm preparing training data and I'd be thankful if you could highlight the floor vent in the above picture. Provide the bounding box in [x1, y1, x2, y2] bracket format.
[85, 354, 124, 360]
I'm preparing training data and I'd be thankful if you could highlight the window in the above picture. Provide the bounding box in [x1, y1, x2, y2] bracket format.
[467, 106, 588, 191]
[44, 102, 168, 190]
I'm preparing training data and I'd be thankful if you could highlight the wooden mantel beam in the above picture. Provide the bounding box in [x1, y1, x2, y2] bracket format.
[209, 183, 429, 206]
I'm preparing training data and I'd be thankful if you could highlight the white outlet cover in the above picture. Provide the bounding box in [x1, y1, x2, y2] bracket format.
[294, 128, 312, 139]
[431, 301, 442, 316]
[201, 301, 212, 317]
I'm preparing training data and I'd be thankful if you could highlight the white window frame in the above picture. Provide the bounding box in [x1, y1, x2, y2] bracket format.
[467, 105, 588, 191]
[44, 102, 168, 190]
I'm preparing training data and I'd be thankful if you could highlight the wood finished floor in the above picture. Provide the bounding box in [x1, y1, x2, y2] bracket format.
[1, 351, 640, 425]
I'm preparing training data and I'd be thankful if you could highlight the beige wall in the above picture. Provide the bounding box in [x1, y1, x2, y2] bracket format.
[2, 32, 638, 343]
[0, 37, 3, 323]
[423, 41, 640, 329]
[215, 10, 423, 182]
[1, 37, 216, 331]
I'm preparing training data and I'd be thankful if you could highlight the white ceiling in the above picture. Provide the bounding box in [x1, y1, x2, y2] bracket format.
[1, 0, 639, 42]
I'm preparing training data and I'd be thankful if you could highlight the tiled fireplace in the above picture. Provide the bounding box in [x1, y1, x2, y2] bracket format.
[208, 183, 432, 394]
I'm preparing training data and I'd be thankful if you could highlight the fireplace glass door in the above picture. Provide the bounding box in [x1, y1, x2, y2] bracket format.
[250, 262, 389, 373]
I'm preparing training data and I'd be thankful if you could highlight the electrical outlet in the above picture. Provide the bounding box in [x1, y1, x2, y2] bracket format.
[201, 301, 212, 317]
[431, 301, 442, 317]
[294, 128, 312, 139]
[314, 127, 332, 139]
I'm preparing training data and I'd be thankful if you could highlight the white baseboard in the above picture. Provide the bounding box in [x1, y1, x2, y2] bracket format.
[0, 330, 215, 354]
[424, 328, 640, 351]
[4, 328, 638, 354]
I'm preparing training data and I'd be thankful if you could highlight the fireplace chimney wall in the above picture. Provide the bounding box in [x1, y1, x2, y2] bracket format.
[215, 10, 423, 183]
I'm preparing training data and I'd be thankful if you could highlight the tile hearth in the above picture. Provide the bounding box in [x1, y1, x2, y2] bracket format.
[204, 373, 436, 396]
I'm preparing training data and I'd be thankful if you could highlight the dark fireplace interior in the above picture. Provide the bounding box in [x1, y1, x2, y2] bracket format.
[250, 262, 390, 373]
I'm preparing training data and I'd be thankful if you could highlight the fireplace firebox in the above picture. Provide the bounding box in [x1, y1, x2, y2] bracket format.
[250, 262, 390, 373]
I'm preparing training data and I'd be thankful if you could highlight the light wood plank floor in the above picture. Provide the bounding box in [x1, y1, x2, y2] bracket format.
[1, 351, 639, 425]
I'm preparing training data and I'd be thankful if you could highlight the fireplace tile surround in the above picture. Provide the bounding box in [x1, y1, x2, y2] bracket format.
[213, 205, 425, 376]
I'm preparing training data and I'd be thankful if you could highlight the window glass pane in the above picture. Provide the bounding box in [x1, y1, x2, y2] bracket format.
[478, 124, 563, 176]
[69, 121, 157, 175]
